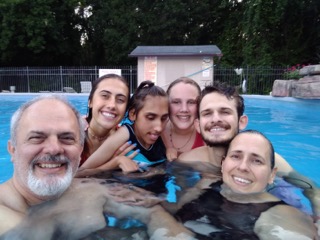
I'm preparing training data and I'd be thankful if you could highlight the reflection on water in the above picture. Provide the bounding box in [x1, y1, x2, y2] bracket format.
[1, 161, 312, 240]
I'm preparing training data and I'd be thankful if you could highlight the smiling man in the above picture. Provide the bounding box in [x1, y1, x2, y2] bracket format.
[0, 95, 86, 235]
[178, 83, 248, 168]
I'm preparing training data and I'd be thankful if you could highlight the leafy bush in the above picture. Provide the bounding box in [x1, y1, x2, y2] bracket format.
[283, 64, 305, 80]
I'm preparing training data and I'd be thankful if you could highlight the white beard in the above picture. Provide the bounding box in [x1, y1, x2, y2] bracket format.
[27, 163, 73, 198]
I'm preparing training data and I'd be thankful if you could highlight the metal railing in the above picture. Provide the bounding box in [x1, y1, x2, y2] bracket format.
[213, 65, 290, 95]
[0, 66, 137, 94]
[0, 65, 290, 94]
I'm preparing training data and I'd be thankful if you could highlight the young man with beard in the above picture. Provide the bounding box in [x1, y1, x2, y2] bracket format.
[177, 83, 320, 234]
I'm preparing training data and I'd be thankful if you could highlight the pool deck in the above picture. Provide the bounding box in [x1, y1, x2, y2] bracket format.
[244, 94, 320, 103]
[2, 92, 319, 103]
[243, 95, 301, 102]
[0, 92, 89, 97]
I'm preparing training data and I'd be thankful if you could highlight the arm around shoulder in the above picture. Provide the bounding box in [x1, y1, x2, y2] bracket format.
[274, 153, 293, 174]
[80, 127, 130, 170]
[275, 152, 320, 219]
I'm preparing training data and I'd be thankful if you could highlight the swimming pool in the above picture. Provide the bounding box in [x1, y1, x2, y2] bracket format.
[245, 95, 320, 185]
[0, 93, 319, 187]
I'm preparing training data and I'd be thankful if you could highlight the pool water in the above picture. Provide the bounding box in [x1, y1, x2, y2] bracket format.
[0, 94, 319, 186]
[244, 96, 320, 185]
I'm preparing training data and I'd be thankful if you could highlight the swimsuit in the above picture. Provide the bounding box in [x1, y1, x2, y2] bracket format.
[175, 181, 286, 239]
[113, 124, 168, 194]
[123, 123, 166, 164]
[192, 131, 205, 149]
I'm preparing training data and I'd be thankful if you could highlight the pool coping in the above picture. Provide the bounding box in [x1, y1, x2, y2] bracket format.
[243, 95, 320, 103]
[0, 92, 89, 96]
[1, 93, 319, 103]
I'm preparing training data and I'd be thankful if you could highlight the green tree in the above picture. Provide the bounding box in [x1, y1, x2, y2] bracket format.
[80, 0, 222, 65]
[241, 0, 320, 65]
[78, 0, 140, 65]
[0, 0, 83, 66]
[216, 0, 245, 66]
[0, 0, 319, 66]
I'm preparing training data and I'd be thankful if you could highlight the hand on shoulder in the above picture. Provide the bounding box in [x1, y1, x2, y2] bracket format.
[166, 147, 178, 161]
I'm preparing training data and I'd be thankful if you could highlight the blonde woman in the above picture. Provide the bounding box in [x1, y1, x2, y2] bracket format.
[162, 77, 205, 160]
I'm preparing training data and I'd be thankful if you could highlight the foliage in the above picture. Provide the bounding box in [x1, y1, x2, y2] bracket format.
[283, 64, 305, 80]
[0, 0, 319, 66]
[0, 0, 84, 66]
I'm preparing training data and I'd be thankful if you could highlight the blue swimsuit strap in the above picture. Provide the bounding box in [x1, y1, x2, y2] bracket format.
[125, 150, 165, 165]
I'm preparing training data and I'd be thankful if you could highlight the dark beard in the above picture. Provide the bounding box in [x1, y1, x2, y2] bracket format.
[200, 125, 239, 148]
[203, 137, 232, 148]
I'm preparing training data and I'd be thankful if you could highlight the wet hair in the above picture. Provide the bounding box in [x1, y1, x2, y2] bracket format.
[128, 80, 167, 117]
[199, 82, 245, 119]
[236, 130, 275, 169]
[166, 77, 201, 97]
[10, 94, 85, 147]
[86, 74, 129, 123]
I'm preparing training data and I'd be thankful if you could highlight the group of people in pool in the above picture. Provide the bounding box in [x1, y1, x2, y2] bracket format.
[76, 74, 204, 177]
[0, 74, 319, 239]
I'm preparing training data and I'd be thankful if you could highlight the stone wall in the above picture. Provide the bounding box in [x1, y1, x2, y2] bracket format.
[272, 64, 320, 99]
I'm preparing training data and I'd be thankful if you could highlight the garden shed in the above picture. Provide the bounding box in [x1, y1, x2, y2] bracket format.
[129, 45, 222, 90]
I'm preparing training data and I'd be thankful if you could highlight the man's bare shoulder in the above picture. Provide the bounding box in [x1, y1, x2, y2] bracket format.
[0, 204, 25, 235]
[0, 182, 25, 235]
[0, 183, 6, 203]
[0, 181, 21, 206]
[178, 146, 210, 162]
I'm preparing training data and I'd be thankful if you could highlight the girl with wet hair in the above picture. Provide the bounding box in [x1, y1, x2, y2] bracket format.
[78, 80, 169, 174]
